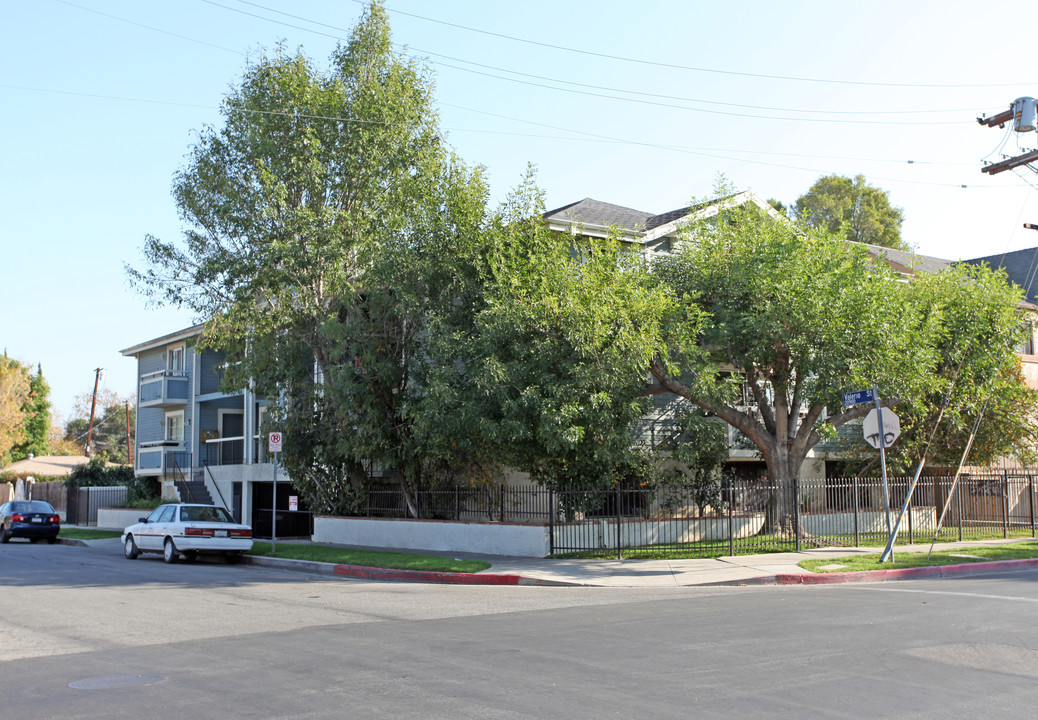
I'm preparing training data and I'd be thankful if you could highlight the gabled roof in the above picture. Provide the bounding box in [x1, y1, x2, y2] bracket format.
[857, 243, 953, 276]
[543, 198, 655, 236]
[120, 323, 205, 357]
[543, 191, 781, 243]
[962, 247, 1038, 303]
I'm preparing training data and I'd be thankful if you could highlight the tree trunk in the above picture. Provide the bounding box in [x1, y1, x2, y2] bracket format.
[400, 480, 419, 519]
[761, 443, 804, 540]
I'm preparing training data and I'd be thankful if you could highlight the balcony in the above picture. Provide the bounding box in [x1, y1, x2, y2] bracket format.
[137, 442, 186, 476]
[139, 371, 190, 408]
[204, 436, 245, 466]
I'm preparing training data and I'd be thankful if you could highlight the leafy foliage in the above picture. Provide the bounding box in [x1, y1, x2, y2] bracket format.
[67, 456, 158, 504]
[650, 182, 930, 533]
[10, 364, 50, 462]
[129, 2, 492, 514]
[417, 175, 671, 493]
[0, 356, 31, 465]
[883, 263, 1038, 471]
[794, 174, 906, 250]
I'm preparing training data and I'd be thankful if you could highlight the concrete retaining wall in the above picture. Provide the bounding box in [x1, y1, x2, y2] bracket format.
[801, 507, 937, 535]
[97, 508, 150, 530]
[314, 516, 551, 558]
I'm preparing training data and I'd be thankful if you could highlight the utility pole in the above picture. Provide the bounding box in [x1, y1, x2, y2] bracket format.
[86, 368, 104, 457]
[978, 97, 1038, 175]
[125, 400, 133, 465]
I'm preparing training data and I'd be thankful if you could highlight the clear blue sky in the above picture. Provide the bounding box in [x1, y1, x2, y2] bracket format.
[4, 0, 1038, 422]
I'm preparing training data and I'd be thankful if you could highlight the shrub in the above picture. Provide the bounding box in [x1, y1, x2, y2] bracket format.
[67, 456, 158, 504]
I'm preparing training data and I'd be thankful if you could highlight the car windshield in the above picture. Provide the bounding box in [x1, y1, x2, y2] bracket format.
[10, 501, 55, 514]
[180, 506, 233, 523]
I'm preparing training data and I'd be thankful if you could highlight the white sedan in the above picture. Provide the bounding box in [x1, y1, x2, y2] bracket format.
[122, 503, 253, 564]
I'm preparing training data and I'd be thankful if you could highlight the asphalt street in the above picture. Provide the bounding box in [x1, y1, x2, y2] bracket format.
[5, 540, 1038, 718]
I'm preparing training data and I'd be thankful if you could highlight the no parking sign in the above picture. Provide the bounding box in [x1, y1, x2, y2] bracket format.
[268, 431, 283, 452]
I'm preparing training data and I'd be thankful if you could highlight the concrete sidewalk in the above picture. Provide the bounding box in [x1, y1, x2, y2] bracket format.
[67, 531, 1038, 587]
[475, 539, 1038, 587]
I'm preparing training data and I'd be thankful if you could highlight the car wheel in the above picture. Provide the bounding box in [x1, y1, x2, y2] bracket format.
[163, 538, 179, 564]
[124, 535, 139, 560]
[0, 526, 9, 544]
[225, 552, 243, 565]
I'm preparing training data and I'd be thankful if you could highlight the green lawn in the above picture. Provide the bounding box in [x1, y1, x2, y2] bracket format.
[555, 527, 1038, 560]
[799, 541, 1038, 573]
[247, 542, 492, 573]
[59, 528, 124, 540]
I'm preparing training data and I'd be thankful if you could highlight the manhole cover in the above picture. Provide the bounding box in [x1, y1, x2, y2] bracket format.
[69, 674, 166, 690]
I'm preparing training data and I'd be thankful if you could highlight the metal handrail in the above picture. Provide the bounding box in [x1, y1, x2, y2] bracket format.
[141, 369, 188, 381]
[202, 461, 231, 512]
[166, 453, 194, 503]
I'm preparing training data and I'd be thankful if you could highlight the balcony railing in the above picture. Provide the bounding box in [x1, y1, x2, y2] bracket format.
[139, 370, 189, 408]
[204, 436, 245, 466]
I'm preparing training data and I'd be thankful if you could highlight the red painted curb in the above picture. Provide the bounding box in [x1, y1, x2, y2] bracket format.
[764, 556, 1038, 586]
[333, 564, 521, 585]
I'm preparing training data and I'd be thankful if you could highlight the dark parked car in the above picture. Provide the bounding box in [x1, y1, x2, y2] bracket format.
[0, 500, 61, 543]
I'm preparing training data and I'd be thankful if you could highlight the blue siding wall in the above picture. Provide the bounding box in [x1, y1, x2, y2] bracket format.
[139, 349, 164, 377]
[199, 349, 227, 395]
[198, 396, 245, 433]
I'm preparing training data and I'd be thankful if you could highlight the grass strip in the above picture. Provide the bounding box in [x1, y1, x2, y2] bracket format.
[248, 542, 492, 574]
[557, 528, 1037, 560]
[59, 528, 124, 539]
[799, 541, 1038, 573]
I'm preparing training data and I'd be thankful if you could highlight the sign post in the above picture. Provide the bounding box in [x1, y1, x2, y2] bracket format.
[848, 387, 902, 562]
[268, 431, 283, 553]
[862, 392, 902, 561]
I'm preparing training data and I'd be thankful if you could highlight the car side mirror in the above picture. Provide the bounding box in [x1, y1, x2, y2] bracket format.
[139, 518, 149, 524]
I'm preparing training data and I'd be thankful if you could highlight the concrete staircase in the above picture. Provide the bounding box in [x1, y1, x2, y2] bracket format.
[180, 473, 214, 505]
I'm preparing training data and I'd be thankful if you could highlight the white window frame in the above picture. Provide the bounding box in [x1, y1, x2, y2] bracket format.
[168, 344, 186, 373]
[218, 408, 245, 439]
[165, 410, 185, 443]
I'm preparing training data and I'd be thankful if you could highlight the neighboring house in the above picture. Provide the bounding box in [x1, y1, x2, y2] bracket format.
[120, 326, 305, 537]
[0, 455, 93, 479]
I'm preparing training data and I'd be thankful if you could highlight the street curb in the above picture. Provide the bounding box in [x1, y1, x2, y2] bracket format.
[333, 564, 522, 584]
[57, 537, 88, 547]
[245, 554, 576, 585]
[243, 555, 338, 576]
[738, 557, 1038, 586]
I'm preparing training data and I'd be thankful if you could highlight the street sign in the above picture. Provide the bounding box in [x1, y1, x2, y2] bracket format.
[843, 388, 876, 407]
[289, 496, 298, 512]
[268, 431, 283, 453]
[863, 409, 900, 449]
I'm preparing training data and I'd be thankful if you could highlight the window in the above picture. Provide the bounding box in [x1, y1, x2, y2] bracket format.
[165, 411, 184, 443]
[168, 345, 185, 373]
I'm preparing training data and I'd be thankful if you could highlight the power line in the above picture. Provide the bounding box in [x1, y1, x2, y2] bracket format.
[219, 0, 998, 117]
[358, 0, 1037, 90]
[202, 1, 1002, 125]
[55, 0, 243, 56]
[0, 82, 1015, 188]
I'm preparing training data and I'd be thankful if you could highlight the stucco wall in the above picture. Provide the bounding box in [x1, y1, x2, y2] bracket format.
[313, 516, 552, 558]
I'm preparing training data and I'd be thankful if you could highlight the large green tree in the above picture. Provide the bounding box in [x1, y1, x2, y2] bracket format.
[417, 176, 670, 495]
[0, 356, 31, 465]
[11, 364, 50, 462]
[648, 192, 933, 534]
[129, 2, 490, 513]
[794, 174, 906, 250]
[868, 263, 1038, 473]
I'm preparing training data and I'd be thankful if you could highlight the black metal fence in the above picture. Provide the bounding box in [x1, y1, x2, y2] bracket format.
[351, 472, 1038, 557]
[66, 486, 128, 527]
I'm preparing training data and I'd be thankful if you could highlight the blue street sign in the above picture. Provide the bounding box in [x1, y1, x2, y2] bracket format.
[843, 388, 876, 407]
